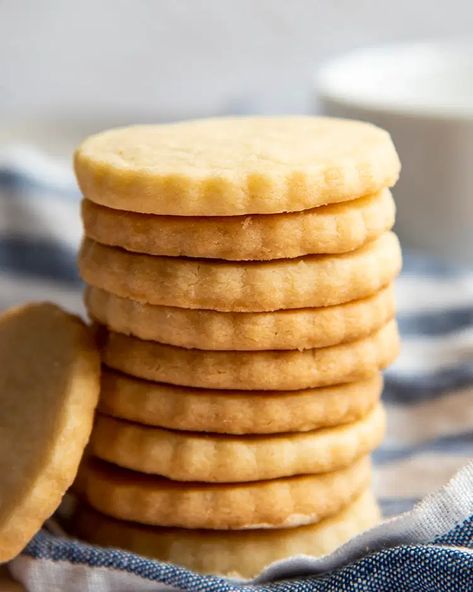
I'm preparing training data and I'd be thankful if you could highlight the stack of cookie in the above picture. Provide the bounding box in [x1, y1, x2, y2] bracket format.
[73, 117, 402, 578]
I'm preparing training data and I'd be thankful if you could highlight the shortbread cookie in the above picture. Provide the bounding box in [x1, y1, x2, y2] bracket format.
[99, 370, 382, 434]
[76, 456, 371, 529]
[72, 488, 380, 578]
[90, 403, 385, 482]
[86, 284, 395, 351]
[74, 118, 399, 216]
[81, 190, 395, 260]
[79, 232, 401, 312]
[101, 320, 399, 391]
[0, 303, 100, 562]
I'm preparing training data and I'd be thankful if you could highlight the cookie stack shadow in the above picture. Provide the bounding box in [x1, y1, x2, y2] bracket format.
[72, 118, 402, 578]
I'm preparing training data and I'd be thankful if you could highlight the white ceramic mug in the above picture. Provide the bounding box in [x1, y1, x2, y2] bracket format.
[317, 41, 473, 264]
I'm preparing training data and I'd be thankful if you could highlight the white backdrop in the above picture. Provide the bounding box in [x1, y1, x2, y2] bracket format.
[1, 0, 473, 123]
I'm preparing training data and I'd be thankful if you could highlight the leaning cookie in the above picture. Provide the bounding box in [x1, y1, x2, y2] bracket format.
[0, 303, 100, 562]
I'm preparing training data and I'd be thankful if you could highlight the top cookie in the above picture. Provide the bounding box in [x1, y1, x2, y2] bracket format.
[0, 303, 100, 562]
[74, 117, 400, 216]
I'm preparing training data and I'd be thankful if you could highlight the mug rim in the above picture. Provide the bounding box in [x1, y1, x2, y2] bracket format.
[316, 40, 473, 123]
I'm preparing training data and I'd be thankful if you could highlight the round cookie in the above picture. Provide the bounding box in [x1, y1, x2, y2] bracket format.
[74, 117, 400, 216]
[0, 303, 100, 562]
[89, 403, 385, 482]
[79, 232, 401, 312]
[100, 320, 399, 391]
[72, 488, 380, 578]
[98, 370, 382, 434]
[81, 190, 395, 260]
[86, 284, 395, 351]
[76, 456, 371, 530]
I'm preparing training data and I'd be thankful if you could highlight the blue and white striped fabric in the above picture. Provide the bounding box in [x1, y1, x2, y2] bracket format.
[2, 145, 473, 591]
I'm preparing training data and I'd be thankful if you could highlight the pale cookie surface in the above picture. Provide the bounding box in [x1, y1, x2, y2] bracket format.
[72, 488, 380, 578]
[99, 370, 382, 434]
[0, 303, 100, 562]
[79, 232, 401, 312]
[86, 284, 395, 351]
[74, 117, 400, 216]
[90, 403, 385, 482]
[101, 320, 399, 390]
[81, 190, 395, 260]
[76, 456, 371, 529]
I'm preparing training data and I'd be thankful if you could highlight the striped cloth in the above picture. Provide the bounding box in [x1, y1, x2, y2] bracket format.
[2, 145, 473, 590]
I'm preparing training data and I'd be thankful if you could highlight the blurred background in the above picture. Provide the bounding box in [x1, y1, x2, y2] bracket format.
[1, 1, 471, 118]
[2, 0, 473, 313]
[2, 0, 473, 149]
